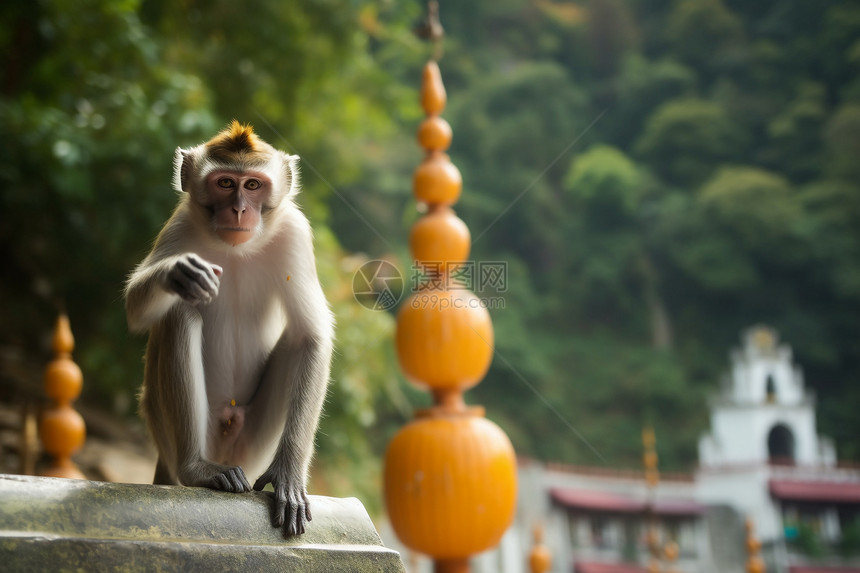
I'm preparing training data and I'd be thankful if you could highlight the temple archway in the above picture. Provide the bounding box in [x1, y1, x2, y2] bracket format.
[767, 423, 795, 465]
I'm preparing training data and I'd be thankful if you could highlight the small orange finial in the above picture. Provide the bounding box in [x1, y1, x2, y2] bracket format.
[746, 518, 766, 573]
[51, 313, 75, 356]
[643, 425, 660, 487]
[664, 540, 680, 573]
[39, 314, 86, 480]
[528, 524, 551, 573]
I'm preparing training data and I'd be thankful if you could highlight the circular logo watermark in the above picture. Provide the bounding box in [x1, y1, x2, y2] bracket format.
[352, 260, 404, 311]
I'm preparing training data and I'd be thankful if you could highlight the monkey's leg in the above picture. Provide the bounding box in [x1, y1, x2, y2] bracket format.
[144, 305, 251, 493]
[248, 333, 331, 536]
[153, 457, 174, 485]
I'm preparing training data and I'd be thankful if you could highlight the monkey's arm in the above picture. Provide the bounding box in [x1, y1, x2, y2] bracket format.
[250, 219, 334, 537]
[126, 251, 222, 332]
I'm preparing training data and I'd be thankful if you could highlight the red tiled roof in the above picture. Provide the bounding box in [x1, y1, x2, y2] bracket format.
[787, 566, 860, 573]
[575, 561, 647, 573]
[550, 488, 705, 516]
[769, 480, 860, 503]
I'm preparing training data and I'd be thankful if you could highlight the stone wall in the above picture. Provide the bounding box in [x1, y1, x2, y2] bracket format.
[0, 474, 404, 572]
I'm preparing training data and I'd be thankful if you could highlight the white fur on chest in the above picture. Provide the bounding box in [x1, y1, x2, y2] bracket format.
[198, 253, 287, 407]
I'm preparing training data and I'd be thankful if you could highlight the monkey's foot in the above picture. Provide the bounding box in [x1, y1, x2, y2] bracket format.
[208, 465, 252, 493]
[253, 470, 311, 537]
[181, 462, 252, 493]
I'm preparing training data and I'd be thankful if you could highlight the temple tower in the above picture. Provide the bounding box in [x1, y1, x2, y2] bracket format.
[699, 325, 835, 468]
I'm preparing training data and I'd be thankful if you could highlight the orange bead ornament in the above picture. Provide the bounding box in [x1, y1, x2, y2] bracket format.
[40, 407, 86, 461]
[746, 536, 761, 553]
[410, 206, 471, 268]
[413, 152, 462, 206]
[387, 43, 518, 571]
[44, 357, 83, 403]
[664, 540, 679, 561]
[396, 287, 494, 393]
[417, 115, 453, 152]
[747, 556, 765, 573]
[383, 413, 517, 559]
[643, 450, 658, 469]
[39, 314, 86, 479]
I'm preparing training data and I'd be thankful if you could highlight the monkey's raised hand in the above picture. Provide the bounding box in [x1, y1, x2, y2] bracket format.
[253, 467, 312, 537]
[164, 254, 222, 305]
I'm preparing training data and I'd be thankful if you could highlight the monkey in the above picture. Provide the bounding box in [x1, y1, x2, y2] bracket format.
[125, 121, 334, 537]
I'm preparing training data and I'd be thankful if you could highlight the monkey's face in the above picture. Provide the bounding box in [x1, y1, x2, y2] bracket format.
[205, 170, 273, 246]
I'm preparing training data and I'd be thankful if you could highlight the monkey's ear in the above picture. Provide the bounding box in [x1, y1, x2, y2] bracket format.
[282, 152, 301, 197]
[172, 147, 192, 193]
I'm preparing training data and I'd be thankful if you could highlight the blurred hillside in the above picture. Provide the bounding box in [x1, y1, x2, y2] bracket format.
[2, 0, 859, 512]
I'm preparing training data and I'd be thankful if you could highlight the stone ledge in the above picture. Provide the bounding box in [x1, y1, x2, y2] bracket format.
[0, 474, 405, 572]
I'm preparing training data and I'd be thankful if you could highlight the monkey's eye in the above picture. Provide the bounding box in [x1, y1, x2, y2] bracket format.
[245, 179, 262, 191]
[217, 178, 235, 189]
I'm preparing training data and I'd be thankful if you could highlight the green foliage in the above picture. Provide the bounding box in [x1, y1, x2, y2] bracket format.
[699, 167, 799, 249]
[665, 0, 743, 70]
[635, 98, 746, 186]
[839, 517, 860, 557]
[795, 522, 826, 558]
[564, 145, 641, 215]
[3, 0, 860, 505]
[824, 103, 860, 179]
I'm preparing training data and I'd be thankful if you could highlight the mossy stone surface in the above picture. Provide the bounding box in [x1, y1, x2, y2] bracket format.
[0, 474, 405, 572]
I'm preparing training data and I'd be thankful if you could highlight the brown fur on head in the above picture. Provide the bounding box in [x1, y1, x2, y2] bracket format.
[205, 120, 270, 165]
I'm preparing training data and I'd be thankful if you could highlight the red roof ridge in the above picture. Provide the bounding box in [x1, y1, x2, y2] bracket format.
[551, 487, 705, 516]
[769, 479, 860, 503]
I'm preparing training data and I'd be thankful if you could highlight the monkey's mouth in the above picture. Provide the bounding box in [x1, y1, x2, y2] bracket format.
[216, 226, 254, 246]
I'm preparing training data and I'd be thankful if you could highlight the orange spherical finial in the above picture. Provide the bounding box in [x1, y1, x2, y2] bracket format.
[746, 536, 762, 554]
[664, 540, 679, 562]
[413, 152, 462, 206]
[409, 206, 471, 269]
[417, 115, 453, 152]
[384, 414, 517, 559]
[40, 407, 86, 461]
[644, 449, 658, 469]
[747, 557, 765, 573]
[396, 288, 494, 394]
